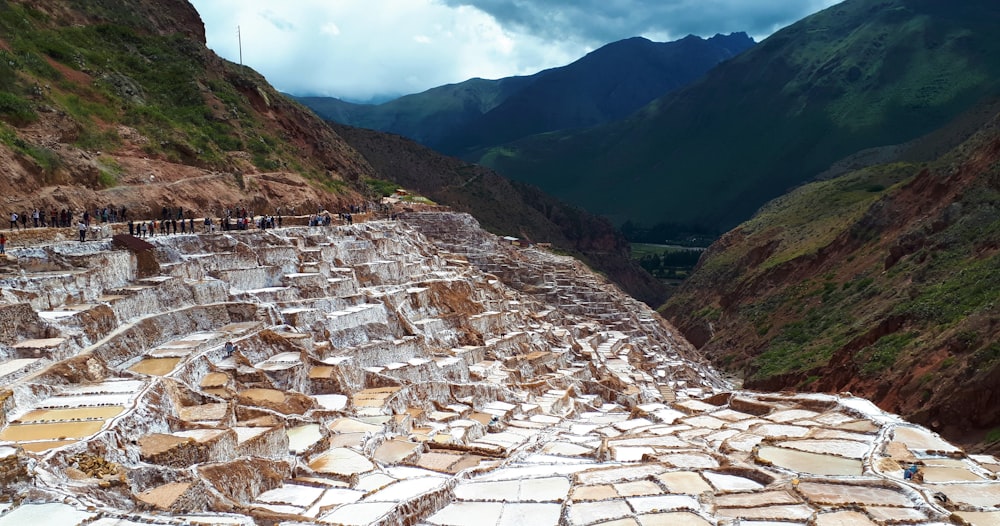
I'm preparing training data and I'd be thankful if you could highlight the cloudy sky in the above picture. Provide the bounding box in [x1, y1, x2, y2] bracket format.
[189, 0, 841, 103]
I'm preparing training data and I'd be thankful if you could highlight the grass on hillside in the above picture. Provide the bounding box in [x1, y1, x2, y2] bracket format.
[678, 133, 1000, 384]
[0, 3, 309, 174]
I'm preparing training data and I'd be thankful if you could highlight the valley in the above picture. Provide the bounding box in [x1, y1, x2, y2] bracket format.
[1, 0, 999, 522]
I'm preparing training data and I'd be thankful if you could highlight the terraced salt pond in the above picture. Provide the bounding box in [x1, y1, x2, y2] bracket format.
[15, 406, 124, 423]
[127, 357, 181, 376]
[0, 214, 998, 525]
[0, 420, 106, 442]
[756, 446, 864, 476]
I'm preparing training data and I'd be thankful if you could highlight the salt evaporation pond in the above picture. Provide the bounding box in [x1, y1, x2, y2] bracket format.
[17, 406, 124, 423]
[287, 424, 323, 454]
[0, 420, 105, 442]
[757, 446, 863, 476]
[956, 511, 1000, 526]
[128, 357, 181, 376]
[18, 439, 77, 452]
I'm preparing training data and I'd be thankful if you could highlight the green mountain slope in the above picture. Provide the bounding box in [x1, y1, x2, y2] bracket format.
[662, 105, 1000, 448]
[298, 33, 753, 155]
[295, 76, 533, 147]
[478, 0, 1000, 238]
[439, 34, 754, 155]
[0, 0, 375, 214]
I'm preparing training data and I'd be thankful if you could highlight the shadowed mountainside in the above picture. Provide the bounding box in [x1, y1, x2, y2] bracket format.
[330, 123, 670, 307]
[476, 0, 1000, 239]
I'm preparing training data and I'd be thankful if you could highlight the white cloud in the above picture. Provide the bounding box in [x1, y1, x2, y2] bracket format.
[189, 0, 841, 102]
[321, 23, 341, 37]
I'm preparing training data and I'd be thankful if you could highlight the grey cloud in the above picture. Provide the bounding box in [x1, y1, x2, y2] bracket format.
[259, 9, 296, 32]
[441, 0, 841, 41]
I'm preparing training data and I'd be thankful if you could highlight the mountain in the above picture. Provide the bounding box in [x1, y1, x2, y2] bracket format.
[0, 0, 663, 307]
[329, 123, 669, 306]
[297, 33, 754, 155]
[477, 0, 1000, 239]
[296, 76, 534, 151]
[662, 103, 1000, 447]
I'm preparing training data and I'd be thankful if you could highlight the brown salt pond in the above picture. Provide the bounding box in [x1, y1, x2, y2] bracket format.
[373, 439, 421, 464]
[309, 448, 375, 477]
[352, 386, 402, 408]
[18, 439, 77, 453]
[17, 406, 124, 423]
[240, 389, 286, 404]
[0, 420, 106, 442]
[757, 446, 863, 476]
[891, 426, 958, 452]
[795, 481, 912, 506]
[128, 357, 181, 376]
[200, 372, 229, 388]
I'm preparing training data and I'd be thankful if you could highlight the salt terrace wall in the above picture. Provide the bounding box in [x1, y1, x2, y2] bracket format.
[0, 212, 998, 526]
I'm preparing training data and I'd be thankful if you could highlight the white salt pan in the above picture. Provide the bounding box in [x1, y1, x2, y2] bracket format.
[0, 503, 95, 526]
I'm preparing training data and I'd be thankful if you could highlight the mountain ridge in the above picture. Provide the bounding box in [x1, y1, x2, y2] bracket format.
[476, 0, 1000, 238]
[298, 32, 754, 155]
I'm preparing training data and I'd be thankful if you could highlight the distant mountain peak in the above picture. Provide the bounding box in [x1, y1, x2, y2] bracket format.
[299, 32, 755, 155]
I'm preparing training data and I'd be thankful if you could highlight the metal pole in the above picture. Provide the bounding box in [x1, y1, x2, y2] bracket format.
[238, 25, 243, 69]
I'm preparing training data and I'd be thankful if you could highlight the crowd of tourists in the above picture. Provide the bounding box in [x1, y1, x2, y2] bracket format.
[7, 202, 383, 245]
[7, 207, 128, 231]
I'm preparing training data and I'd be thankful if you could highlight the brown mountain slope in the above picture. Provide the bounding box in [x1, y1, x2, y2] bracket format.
[663, 109, 1000, 450]
[1, 0, 374, 219]
[330, 123, 670, 307]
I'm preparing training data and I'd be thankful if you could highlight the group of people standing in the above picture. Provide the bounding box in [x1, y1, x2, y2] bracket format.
[128, 218, 197, 238]
[6, 201, 375, 247]
[8, 207, 127, 231]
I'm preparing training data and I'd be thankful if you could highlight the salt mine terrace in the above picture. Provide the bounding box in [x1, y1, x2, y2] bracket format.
[0, 210, 998, 525]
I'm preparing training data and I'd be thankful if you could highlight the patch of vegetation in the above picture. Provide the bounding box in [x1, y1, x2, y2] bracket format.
[857, 332, 918, 375]
[893, 255, 1000, 323]
[986, 427, 1000, 444]
[1, 125, 61, 175]
[968, 343, 1000, 372]
[303, 172, 347, 194]
[694, 305, 722, 322]
[0, 92, 38, 126]
[0, 7, 326, 173]
[94, 155, 122, 188]
[75, 128, 121, 150]
[365, 178, 399, 197]
[248, 134, 280, 171]
[53, 91, 118, 123]
[750, 304, 851, 379]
